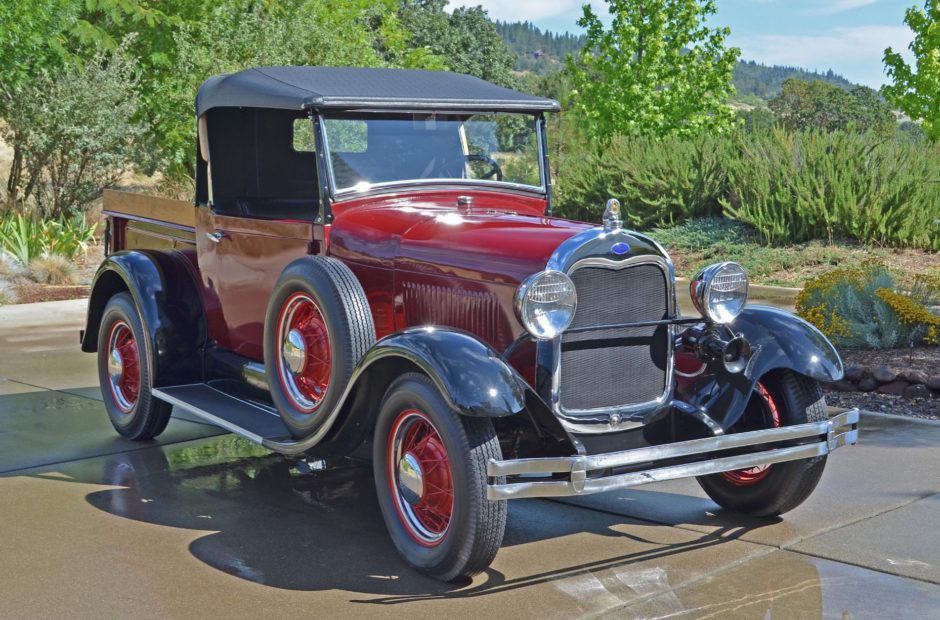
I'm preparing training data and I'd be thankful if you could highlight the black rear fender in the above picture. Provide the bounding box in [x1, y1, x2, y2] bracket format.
[82, 250, 205, 386]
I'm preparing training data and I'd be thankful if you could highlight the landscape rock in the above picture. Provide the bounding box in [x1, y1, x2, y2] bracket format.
[857, 377, 879, 392]
[927, 375, 940, 391]
[877, 380, 909, 396]
[903, 384, 932, 400]
[829, 380, 856, 392]
[871, 365, 897, 384]
[844, 365, 865, 382]
[901, 369, 929, 385]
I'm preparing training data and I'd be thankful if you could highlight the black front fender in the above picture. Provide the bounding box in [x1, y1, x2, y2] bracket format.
[681, 305, 843, 431]
[286, 327, 576, 459]
[82, 250, 205, 386]
[364, 327, 528, 418]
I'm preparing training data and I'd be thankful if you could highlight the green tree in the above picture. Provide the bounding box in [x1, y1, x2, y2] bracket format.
[883, 1, 940, 140]
[769, 79, 894, 133]
[0, 43, 147, 217]
[569, 0, 740, 143]
[398, 1, 517, 87]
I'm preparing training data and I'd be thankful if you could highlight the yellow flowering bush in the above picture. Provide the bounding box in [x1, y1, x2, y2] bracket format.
[796, 263, 940, 349]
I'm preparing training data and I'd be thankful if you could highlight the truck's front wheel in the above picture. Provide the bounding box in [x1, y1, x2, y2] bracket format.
[696, 370, 828, 517]
[373, 373, 507, 582]
[97, 292, 172, 440]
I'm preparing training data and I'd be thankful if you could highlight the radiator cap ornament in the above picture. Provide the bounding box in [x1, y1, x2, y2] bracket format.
[603, 198, 623, 232]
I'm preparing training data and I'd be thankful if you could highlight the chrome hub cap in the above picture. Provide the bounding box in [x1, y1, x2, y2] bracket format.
[397, 452, 424, 506]
[108, 349, 124, 382]
[275, 293, 332, 414]
[283, 328, 307, 374]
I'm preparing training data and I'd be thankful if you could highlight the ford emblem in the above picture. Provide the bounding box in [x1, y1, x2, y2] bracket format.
[611, 242, 630, 255]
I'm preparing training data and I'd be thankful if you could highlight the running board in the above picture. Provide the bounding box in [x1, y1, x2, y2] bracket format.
[153, 384, 301, 453]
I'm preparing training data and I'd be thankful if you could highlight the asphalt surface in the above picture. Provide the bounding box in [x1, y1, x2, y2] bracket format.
[1, 299, 939, 619]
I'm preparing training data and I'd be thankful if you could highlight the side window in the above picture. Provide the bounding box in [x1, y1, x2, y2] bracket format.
[293, 118, 316, 152]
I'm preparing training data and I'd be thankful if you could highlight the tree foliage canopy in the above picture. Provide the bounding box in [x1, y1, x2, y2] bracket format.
[883, 1, 940, 141]
[770, 78, 895, 133]
[569, 0, 740, 143]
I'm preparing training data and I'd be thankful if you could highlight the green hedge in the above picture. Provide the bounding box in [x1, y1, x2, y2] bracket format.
[553, 127, 940, 251]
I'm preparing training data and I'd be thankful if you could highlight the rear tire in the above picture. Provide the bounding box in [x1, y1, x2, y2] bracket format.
[97, 292, 172, 440]
[373, 373, 507, 581]
[697, 370, 828, 517]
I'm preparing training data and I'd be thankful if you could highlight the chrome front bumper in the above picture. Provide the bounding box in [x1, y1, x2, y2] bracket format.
[486, 408, 859, 500]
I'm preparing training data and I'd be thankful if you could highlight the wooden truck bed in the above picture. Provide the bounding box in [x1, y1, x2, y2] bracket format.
[102, 189, 197, 253]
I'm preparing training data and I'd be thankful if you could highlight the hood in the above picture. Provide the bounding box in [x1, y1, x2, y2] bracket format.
[396, 211, 590, 284]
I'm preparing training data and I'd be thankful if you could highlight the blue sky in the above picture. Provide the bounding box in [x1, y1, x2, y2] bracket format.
[450, 0, 916, 88]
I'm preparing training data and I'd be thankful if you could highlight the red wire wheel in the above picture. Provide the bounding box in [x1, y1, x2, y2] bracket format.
[720, 382, 781, 486]
[275, 292, 333, 413]
[386, 409, 455, 547]
[105, 319, 140, 413]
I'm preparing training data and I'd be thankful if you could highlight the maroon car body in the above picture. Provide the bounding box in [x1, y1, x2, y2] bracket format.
[82, 67, 857, 581]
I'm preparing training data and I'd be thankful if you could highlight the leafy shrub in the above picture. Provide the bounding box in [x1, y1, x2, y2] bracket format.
[0, 279, 18, 305]
[796, 263, 940, 348]
[0, 212, 97, 263]
[555, 134, 727, 227]
[28, 255, 77, 285]
[41, 213, 98, 259]
[0, 213, 45, 265]
[1, 40, 146, 217]
[721, 128, 940, 250]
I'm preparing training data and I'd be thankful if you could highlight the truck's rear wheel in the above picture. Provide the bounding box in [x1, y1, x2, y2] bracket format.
[264, 257, 374, 438]
[697, 370, 828, 517]
[374, 373, 507, 582]
[97, 292, 172, 440]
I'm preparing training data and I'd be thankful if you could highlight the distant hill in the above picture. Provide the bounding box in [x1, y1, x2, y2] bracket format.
[495, 21, 585, 75]
[495, 20, 860, 100]
[733, 61, 857, 100]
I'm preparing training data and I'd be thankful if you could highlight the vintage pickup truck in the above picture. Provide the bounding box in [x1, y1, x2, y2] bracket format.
[82, 66, 858, 581]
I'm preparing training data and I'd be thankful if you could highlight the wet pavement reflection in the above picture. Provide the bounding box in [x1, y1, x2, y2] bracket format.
[2, 425, 936, 618]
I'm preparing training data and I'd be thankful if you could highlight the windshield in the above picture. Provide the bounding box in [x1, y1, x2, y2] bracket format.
[322, 113, 543, 193]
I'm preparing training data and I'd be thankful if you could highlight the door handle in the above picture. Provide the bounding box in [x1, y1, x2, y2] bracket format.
[205, 231, 227, 243]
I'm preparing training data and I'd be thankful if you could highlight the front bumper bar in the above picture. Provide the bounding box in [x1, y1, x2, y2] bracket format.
[486, 408, 859, 500]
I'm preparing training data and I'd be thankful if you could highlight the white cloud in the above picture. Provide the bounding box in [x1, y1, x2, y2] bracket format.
[735, 26, 914, 87]
[804, 0, 878, 16]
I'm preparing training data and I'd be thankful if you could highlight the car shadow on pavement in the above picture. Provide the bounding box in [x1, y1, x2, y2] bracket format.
[28, 434, 771, 602]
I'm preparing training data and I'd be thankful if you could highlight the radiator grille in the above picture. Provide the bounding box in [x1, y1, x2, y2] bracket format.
[559, 263, 670, 412]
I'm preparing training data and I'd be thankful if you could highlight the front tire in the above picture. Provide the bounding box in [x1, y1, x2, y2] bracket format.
[697, 370, 828, 517]
[97, 292, 172, 440]
[373, 373, 507, 581]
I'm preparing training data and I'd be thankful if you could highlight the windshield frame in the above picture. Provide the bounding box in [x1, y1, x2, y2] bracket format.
[319, 111, 547, 201]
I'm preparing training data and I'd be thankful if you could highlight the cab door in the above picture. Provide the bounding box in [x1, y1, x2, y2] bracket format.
[195, 206, 314, 361]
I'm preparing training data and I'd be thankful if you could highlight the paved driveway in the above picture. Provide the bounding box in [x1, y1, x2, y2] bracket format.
[1, 299, 939, 619]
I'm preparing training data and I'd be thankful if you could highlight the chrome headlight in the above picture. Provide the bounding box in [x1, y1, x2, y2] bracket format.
[515, 270, 577, 340]
[691, 262, 748, 324]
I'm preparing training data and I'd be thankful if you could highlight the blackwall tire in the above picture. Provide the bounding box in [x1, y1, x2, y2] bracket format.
[373, 373, 507, 582]
[696, 370, 829, 517]
[97, 292, 172, 440]
[264, 256, 374, 438]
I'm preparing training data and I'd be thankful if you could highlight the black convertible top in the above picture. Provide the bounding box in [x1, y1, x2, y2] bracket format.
[196, 66, 560, 116]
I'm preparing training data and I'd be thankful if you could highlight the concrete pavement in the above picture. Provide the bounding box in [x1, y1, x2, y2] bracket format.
[1, 299, 939, 618]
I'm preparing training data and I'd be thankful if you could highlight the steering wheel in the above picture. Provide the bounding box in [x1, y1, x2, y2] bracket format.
[465, 154, 503, 182]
